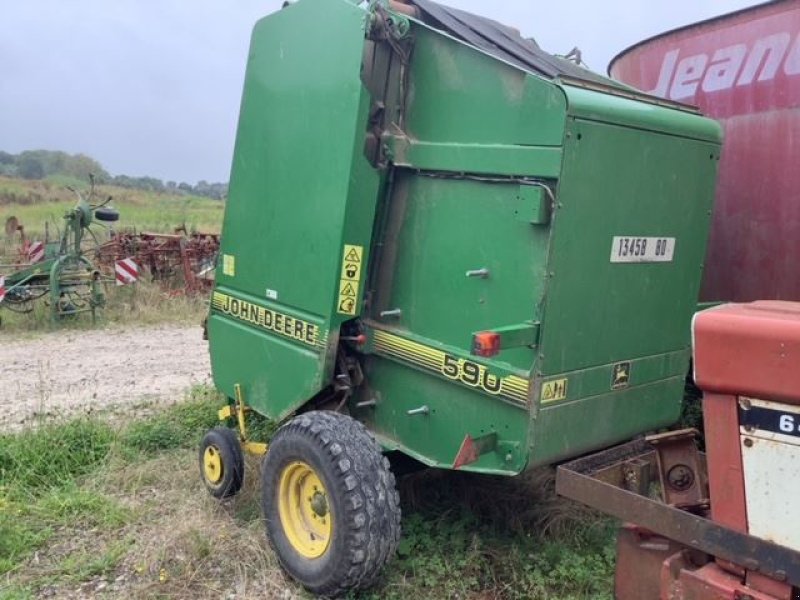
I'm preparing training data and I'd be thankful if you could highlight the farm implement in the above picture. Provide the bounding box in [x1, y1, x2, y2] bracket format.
[94, 228, 219, 296]
[197, 0, 724, 596]
[0, 176, 118, 324]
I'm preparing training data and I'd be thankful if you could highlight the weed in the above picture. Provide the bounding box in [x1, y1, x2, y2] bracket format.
[117, 389, 222, 456]
[56, 539, 130, 582]
[0, 585, 34, 600]
[0, 486, 129, 577]
[35, 486, 128, 528]
[0, 419, 113, 493]
[0, 500, 53, 574]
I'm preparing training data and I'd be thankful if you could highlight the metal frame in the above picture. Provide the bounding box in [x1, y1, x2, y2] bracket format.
[555, 439, 800, 587]
[217, 383, 268, 456]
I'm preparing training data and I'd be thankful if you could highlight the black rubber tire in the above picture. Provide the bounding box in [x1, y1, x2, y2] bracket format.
[261, 411, 401, 598]
[199, 427, 244, 499]
[94, 207, 119, 222]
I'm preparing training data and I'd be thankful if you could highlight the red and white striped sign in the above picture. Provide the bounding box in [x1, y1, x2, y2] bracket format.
[0, 276, 5, 304]
[115, 258, 139, 286]
[28, 241, 44, 263]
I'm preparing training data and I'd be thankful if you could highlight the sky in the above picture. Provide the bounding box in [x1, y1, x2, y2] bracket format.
[0, 0, 757, 184]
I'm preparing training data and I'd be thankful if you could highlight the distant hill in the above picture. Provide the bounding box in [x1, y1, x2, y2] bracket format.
[0, 149, 227, 201]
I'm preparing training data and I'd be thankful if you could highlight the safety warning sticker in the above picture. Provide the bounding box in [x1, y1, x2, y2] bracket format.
[337, 244, 363, 316]
[540, 378, 568, 404]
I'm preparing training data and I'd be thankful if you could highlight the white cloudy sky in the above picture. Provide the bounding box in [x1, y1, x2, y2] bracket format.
[0, 0, 757, 183]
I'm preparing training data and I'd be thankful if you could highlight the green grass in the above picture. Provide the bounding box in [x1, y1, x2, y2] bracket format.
[0, 419, 115, 492]
[0, 388, 616, 599]
[0, 175, 223, 236]
[117, 386, 226, 458]
[0, 486, 129, 576]
[0, 389, 223, 587]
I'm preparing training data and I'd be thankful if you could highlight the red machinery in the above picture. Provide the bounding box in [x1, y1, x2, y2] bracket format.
[557, 302, 800, 599]
[94, 229, 219, 295]
[609, 1, 800, 303]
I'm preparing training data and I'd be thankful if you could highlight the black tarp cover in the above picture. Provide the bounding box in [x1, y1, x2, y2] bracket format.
[409, 0, 631, 90]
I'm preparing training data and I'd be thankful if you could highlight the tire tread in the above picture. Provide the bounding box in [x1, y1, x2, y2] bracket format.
[262, 411, 401, 597]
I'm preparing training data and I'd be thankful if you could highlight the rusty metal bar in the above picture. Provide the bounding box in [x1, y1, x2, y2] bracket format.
[388, 1, 420, 18]
[556, 439, 800, 587]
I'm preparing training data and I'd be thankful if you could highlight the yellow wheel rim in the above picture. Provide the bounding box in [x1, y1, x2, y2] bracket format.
[203, 445, 224, 486]
[278, 461, 332, 558]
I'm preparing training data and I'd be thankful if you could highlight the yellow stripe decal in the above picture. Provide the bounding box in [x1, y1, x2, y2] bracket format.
[373, 330, 530, 407]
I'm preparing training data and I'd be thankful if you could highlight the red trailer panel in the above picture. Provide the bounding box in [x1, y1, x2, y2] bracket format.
[610, 1, 800, 302]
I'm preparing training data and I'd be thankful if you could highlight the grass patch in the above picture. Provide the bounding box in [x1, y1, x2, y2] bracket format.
[0, 392, 616, 599]
[35, 486, 129, 528]
[377, 512, 614, 599]
[0, 486, 130, 577]
[55, 539, 130, 582]
[0, 419, 114, 493]
[0, 505, 52, 575]
[117, 388, 223, 457]
[0, 586, 34, 600]
[377, 469, 616, 599]
[0, 389, 222, 582]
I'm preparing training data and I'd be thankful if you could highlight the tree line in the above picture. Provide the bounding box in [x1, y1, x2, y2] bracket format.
[0, 149, 228, 200]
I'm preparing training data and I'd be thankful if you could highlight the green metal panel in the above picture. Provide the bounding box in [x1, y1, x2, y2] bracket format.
[369, 173, 550, 371]
[385, 22, 568, 178]
[531, 377, 686, 466]
[404, 24, 567, 147]
[564, 84, 722, 143]
[209, 0, 381, 420]
[538, 117, 719, 376]
[386, 138, 563, 179]
[356, 356, 528, 475]
[521, 95, 720, 463]
[209, 1, 723, 475]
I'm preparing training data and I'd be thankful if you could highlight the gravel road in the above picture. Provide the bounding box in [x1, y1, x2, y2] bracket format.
[0, 325, 212, 431]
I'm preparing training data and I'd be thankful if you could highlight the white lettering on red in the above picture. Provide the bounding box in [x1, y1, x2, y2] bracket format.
[645, 31, 800, 102]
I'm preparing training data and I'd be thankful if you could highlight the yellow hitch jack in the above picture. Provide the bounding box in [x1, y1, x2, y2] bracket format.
[218, 383, 268, 456]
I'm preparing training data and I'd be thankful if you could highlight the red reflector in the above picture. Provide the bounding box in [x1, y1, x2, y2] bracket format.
[453, 435, 480, 469]
[472, 331, 501, 357]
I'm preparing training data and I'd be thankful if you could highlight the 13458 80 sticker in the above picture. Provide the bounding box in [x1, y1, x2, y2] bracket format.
[611, 237, 675, 263]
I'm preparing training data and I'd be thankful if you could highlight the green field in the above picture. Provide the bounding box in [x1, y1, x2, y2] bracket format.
[0, 176, 224, 237]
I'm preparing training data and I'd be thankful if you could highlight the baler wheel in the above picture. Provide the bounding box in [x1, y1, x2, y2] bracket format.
[261, 411, 401, 597]
[198, 427, 244, 499]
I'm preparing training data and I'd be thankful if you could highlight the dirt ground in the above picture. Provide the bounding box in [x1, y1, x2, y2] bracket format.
[0, 325, 212, 431]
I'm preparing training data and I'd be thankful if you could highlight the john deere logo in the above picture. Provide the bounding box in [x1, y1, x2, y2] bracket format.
[612, 362, 631, 390]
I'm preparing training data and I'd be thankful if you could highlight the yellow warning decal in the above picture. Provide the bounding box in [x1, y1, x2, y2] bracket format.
[373, 330, 530, 407]
[212, 292, 325, 349]
[222, 254, 236, 277]
[337, 244, 364, 316]
[540, 378, 568, 404]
